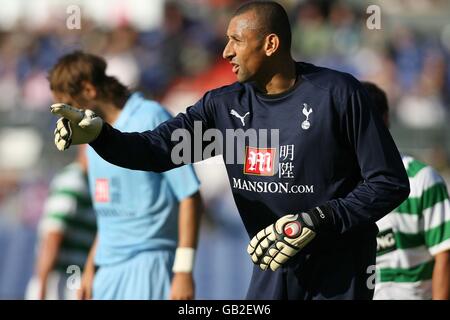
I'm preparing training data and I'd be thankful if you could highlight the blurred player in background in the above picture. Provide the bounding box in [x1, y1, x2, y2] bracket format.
[48, 51, 203, 300]
[26, 146, 96, 300]
[50, 2, 409, 299]
[363, 82, 450, 300]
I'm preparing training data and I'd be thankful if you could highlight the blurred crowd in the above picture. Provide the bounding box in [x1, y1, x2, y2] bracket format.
[0, 0, 450, 299]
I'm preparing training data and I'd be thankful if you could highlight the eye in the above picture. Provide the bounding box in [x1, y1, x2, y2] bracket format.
[227, 35, 241, 43]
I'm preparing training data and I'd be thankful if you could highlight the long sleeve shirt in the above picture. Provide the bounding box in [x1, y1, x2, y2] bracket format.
[90, 62, 410, 252]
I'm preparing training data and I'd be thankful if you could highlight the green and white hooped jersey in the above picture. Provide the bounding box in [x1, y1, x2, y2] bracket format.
[38, 163, 97, 273]
[374, 155, 450, 300]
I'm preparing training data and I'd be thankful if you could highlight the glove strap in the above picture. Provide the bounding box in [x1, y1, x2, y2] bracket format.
[300, 204, 333, 232]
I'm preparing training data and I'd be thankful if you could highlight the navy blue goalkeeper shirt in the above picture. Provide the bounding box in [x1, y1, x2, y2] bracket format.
[90, 62, 409, 253]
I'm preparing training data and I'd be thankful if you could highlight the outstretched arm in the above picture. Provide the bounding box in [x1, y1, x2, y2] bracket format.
[51, 92, 215, 173]
[90, 111, 206, 173]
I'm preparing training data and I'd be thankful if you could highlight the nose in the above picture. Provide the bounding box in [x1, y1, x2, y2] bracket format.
[222, 41, 234, 61]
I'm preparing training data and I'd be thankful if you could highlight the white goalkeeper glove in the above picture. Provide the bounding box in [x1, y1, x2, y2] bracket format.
[50, 103, 104, 151]
[247, 206, 330, 271]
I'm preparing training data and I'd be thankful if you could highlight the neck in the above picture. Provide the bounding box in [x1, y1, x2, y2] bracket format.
[255, 57, 297, 95]
[97, 94, 130, 124]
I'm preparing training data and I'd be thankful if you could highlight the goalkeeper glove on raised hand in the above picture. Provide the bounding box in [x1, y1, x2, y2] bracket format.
[51, 103, 103, 151]
[247, 206, 331, 271]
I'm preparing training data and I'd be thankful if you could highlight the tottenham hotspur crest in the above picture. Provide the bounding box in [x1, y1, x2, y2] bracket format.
[301, 103, 313, 130]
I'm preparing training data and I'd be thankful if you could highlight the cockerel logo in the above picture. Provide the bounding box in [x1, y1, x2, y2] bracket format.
[301, 103, 313, 130]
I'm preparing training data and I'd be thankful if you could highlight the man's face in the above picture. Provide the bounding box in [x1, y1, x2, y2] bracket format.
[52, 91, 78, 108]
[52, 90, 96, 112]
[223, 11, 267, 83]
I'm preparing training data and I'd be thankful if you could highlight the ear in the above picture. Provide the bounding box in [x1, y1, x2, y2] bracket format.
[81, 81, 97, 100]
[264, 33, 280, 57]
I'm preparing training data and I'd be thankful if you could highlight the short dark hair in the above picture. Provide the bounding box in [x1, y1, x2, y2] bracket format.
[361, 82, 389, 118]
[48, 51, 129, 102]
[233, 1, 291, 52]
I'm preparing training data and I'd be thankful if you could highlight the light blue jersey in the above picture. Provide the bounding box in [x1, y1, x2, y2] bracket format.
[87, 93, 200, 267]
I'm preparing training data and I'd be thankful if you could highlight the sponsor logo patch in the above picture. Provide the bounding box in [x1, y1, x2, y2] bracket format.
[95, 178, 110, 203]
[244, 147, 276, 176]
[376, 229, 397, 256]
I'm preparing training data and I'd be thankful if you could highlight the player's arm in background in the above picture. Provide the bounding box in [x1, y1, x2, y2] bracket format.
[170, 191, 203, 300]
[420, 168, 450, 299]
[433, 251, 450, 299]
[34, 231, 64, 299]
[78, 234, 98, 300]
[30, 185, 75, 299]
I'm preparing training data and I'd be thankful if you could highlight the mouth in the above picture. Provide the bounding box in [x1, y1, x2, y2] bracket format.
[231, 63, 239, 74]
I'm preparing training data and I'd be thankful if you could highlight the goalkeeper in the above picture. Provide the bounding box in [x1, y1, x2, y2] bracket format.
[51, 1, 409, 299]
